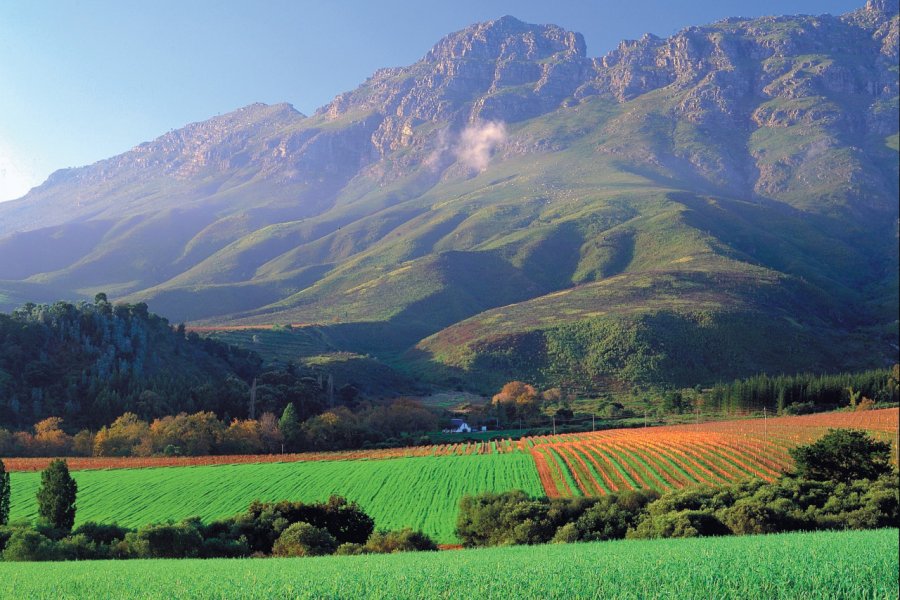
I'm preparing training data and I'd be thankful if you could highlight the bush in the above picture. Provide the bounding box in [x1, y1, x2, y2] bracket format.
[272, 522, 337, 557]
[57, 534, 106, 560]
[334, 542, 366, 556]
[364, 529, 437, 554]
[628, 510, 730, 539]
[456, 490, 555, 547]
[71, 522, 130, 545]
[226, 496, 374, 555]
[0, 525, 24, 553]
[126, 522, 204, 558]
[574, 490, 658, 541]
[1, 529, 59, 561]
[551, 523, 580, 543]
[200, 535, 249, 558]
[720, 500, 793, 535]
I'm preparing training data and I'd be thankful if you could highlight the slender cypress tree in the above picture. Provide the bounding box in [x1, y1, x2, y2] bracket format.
[0, 459, 10, 526]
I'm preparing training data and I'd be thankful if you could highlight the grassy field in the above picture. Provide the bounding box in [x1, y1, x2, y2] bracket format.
[6, 454, 542, 543]
[0, 529, 895, 599]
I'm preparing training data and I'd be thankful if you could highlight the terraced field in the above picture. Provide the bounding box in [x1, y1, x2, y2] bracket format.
[0, 529, 896, 599]
[7, 454, 542, 544]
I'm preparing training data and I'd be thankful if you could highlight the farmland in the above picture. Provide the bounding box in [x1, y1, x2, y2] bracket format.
[6, 454, 542, 544]
[0, 529, 895, 599]
[3, 409, 896, 539]
[523, 408, 898, 497]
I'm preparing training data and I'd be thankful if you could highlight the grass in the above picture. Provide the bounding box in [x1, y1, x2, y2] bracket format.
[0, 529, 895, 599]
[6, 454, 543, 544]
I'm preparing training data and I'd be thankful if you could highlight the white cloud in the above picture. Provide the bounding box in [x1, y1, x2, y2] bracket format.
[0, 143, 40, 202]
[454, 121, 507, 172]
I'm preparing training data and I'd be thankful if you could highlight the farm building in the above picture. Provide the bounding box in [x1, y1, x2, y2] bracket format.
[448, 419, 471, 433]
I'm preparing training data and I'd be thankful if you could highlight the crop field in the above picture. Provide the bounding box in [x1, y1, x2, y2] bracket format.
[4, 409, 895, 529]
[6, 454, 542, 543]
[0, 528, 895, 599]
[4, 439, 520, 473]
[522, 408, 899, 497]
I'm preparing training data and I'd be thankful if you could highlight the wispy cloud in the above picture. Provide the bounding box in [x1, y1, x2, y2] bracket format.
[453, 121, 507, 172]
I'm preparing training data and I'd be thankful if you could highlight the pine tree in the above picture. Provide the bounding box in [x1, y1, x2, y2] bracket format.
[0, 459, 10, 526]
[36, 459, 77, 533]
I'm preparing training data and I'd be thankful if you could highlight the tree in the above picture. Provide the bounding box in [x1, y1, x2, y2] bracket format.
[492, 382, 540, 424]
[0, 458, 9, 526]
[36, 459, 77, 533]
[789, 429, 893, 483]
[278, 403, 302, 451]
[33, 417, 74, 456]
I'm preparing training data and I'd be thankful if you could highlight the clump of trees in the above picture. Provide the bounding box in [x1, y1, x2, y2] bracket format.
[457, 429, 899, 547]
[485, 381, 574, 427]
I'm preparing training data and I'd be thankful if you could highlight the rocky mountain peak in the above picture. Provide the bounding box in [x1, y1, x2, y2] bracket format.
[424, 15, 586, 63]
[867, 0, 899, 16]
[317, 17, 592, 156]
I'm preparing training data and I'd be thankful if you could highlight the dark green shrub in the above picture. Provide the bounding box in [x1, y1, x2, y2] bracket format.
[335, 542, 366, 555]
[720, 500, 793, 535]
[200, 535, 249, 558]
[551, 523, 579, 543]
[364, 529, 437, 553]
[1, 529, 59, 561]
[57, 534, 106, 560]
[272, 522, 337, 557]
[456, 490, 555, 547]
[126, 522, 203, 558]
[71, 522, 130, 545]
[574, 490, 658, 541]
[628, 509, 730, 539]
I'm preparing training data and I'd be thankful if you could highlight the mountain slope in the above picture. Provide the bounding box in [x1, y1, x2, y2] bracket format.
[0, 1, 897, 390]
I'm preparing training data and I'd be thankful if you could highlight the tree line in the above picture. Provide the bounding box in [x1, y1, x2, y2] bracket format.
[0, 397, 441, 458]
[702, 366, 899, 414]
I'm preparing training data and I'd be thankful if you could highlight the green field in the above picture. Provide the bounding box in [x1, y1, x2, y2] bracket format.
[0, 529, 895, 599]
[7, 455, 543, 543]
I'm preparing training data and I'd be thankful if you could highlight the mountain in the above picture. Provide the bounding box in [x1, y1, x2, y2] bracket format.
[1, 1, 897, 392]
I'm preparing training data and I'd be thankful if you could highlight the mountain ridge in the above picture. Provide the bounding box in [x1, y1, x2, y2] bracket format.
[1, 2, 897, 392]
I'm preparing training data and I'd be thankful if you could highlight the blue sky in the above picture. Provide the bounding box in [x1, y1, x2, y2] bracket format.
[0, 0, 862, 201]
